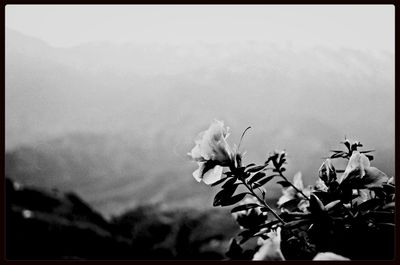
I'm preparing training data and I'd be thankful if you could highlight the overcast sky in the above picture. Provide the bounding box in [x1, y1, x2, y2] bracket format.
[6, 5, 394, 51]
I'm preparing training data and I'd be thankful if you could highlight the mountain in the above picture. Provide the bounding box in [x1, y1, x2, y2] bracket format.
[5, 29, 394, 216]
[6, 178, 239, 260]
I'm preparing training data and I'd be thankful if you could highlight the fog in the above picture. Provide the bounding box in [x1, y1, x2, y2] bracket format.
[5, 5, 394, 216]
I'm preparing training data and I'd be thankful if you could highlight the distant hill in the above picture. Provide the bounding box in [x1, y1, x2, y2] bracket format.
[5, 29, 394, 216]
[6, 178, 239, 260]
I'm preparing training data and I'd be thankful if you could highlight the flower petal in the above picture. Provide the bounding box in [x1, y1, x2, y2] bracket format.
[339, 166, 363, 187]
[314, 178, 328, 192]
[192, 163, 204, 182]
[298, 199, 310, 212]
[293, 172, 304, 190]
[253, 227, 285, 261]
[202, 165, 223, 185]
[188, 144, 205, 161]
[313, 252, 350, 260]
[362, 166, 389, 188]
[192, 120, 233, 164]
[387, 176, 395, 185]
[359, 153, 371, 168]
[277, 187, 296, 207]
[339, 151, 367, 184]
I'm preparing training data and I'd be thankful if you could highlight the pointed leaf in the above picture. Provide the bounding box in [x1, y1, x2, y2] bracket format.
[276, 180, 291, 188]
[246, 164, 267, 173]
[360, 150, 375, 154]
[238, 229, 257, 244]
[248, 172, 266, 184]
[225, 238, 244, 259]
[325, 200, 341, 211]
[245, 163, 256, 168]
[284, 219, 311, 229]
[231, 203, 260, 213]
[222, 177, 239, 188]
[309, 194, 325, 213]
[213, 185, 239, 206]
[362, 167, 388, 188]
[220, 193, 248, 206]
[252, 175, 277, 188]
[382, 202, 395, 210]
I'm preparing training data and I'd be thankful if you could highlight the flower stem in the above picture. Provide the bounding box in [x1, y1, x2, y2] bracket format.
[239, 176, 286, 224]
[278, 171, 310, 200]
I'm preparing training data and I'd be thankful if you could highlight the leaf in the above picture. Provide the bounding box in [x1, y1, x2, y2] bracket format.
[220, 193, 248, 206]
[245, 163, 256, 168]
[358, 198, 382, 212]
[360, 150, 375, 154]
[248, 172, 266, 184]
[366, 154, 374, 160]
[213, 185, 239, 206]
[362, 167, 388, 188]
[252, 175, 277, 188]
[231, 203, 260, 213]
[325, 200, 341, 212]
[368, 210, 395, 223]
[258, 220, 281, 229]
[246, 164, 267, 173]
[260, 207, 271, 212]
[238, 229, 257, 244]
[382, 202, 395, 210]
[343, 140, 351, 151]
[309, 194, 325, 213]
[382, 183, 395, 194]
[225, 238, 244, 259]
[279, 198, 301, 211]
[259, 186, 267, 199]
[284, 219, 311, 229]
[377, 222, 395, 228]
[330, 150, 344, 153]
[330, 152, 346, 159]
[276, 180, 291, 188]
[231, 167, 246, 176]
[201, 160, 219, 177]
[222, 177, 239, 188]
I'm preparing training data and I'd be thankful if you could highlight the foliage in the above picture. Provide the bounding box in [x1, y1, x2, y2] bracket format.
[189, 121, 395, 260]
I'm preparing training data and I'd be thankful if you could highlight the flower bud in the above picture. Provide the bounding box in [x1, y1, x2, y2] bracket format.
[318, 159, 337, 185]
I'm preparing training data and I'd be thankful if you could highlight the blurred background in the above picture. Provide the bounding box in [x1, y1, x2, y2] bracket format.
[5, 5, 394, 259]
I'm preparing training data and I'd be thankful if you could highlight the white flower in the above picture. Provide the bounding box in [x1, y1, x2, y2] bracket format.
[338, 151, 388, 189]
[387, 176, 395, 185]
[313, 252, 350, 260]
[192, 162, 224, 185]
[188, 120, 232, 163]
[253, 227, 285, 261]
[277, 172, 311, 212]
[189, 120, 234, 184]
[314, 178, 328, 192]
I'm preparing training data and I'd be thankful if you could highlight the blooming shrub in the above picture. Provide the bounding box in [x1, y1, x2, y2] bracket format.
[189, 120, 395, 260]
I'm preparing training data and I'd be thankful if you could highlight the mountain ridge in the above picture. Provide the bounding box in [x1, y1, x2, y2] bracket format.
[6, 29, 394, 216]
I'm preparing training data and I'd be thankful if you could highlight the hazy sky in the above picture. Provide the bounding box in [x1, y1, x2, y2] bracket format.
[6, 5, 394, 51]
